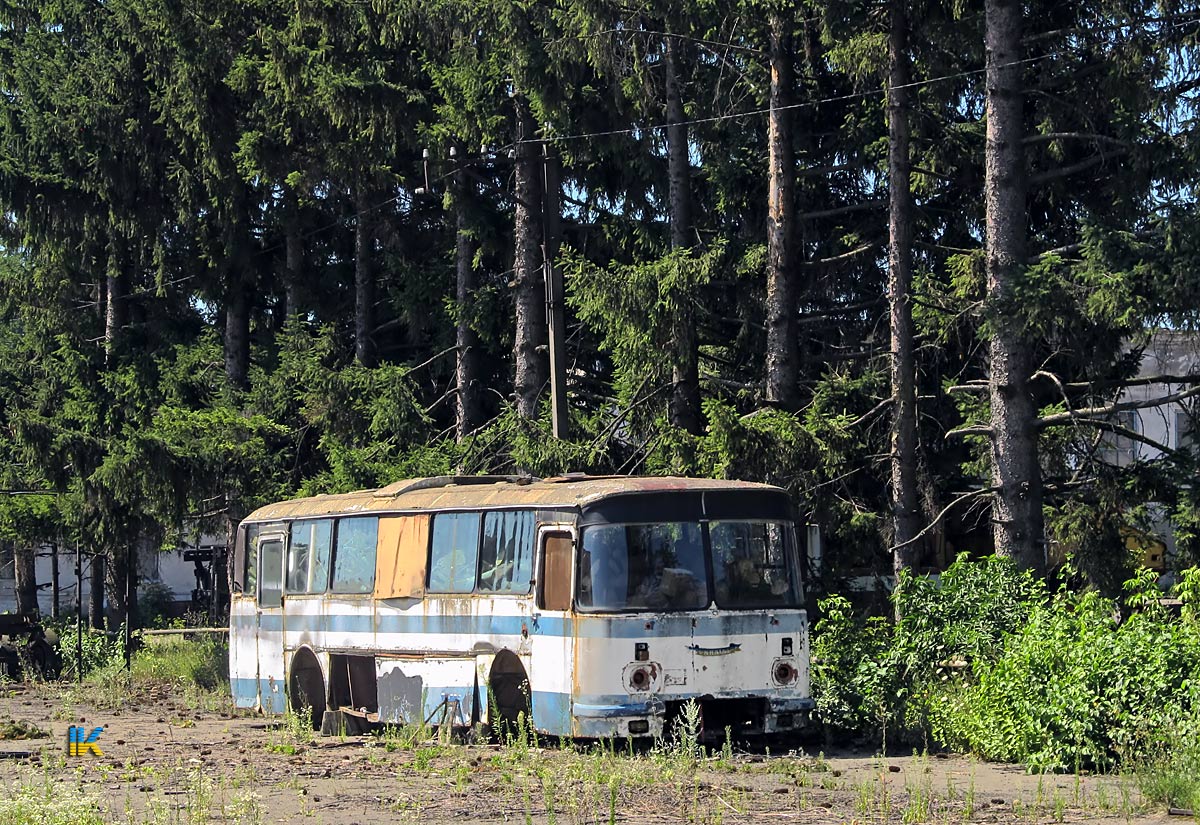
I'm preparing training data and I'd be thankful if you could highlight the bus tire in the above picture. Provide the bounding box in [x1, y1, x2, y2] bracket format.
[287, 648, 327, 731]
[488, 651, 531, 743]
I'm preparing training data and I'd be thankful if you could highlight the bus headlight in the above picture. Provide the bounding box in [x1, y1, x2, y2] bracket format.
[771, 658, 798, 686]
[630, 666, 652, 690]
[622, 661, 661, 693]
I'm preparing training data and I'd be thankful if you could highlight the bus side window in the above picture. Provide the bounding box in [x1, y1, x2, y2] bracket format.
[479, 511, 535, 594]
[539, 532, 573, 611]
[258, 537, 284, 609]
[428, 512, 481, 593]
[331, 517, 379, 594]
[287, 520, 332, 594]
[375, 515, 429, 599]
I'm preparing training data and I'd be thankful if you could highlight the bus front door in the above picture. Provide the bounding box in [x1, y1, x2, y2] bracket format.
[256, 532, 287, 713]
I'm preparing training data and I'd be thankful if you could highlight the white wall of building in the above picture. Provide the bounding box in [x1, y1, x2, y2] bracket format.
[0, 534, 226, 617]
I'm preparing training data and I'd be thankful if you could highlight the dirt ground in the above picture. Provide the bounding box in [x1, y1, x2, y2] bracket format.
[0, 682, 1185, 824]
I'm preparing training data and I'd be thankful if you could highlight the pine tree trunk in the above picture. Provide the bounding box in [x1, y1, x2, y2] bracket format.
[106, 542, 138, 633]
[664, 34, 701, 435]
[284, 188, 302, 321]
[454, 171, 482, 440]
[764, 12, 798, 409]
[984, 0, 1045, 573]
[13, 543, 37, 617]
[224, 262, 250, 388]
[104, 271, 125, 367]
[513, 100, 547, 420]
[354, 185, 377, 368]
[889, 0, 921, 590]
[224, 283, 249, 388]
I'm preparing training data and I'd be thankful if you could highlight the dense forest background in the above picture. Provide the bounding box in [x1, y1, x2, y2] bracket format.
[1, 0, 1199, 624]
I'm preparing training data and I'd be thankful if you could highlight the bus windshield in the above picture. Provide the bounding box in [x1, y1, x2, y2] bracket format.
[576, 520, 800, 612]
[578, 522, 708, 611]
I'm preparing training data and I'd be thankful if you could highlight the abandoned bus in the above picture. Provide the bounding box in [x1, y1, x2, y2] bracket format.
[229, 475, 812, 739]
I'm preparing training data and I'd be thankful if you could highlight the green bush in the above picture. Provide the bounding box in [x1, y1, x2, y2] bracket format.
[131, 636, 227, 690]
[812, 554, 1041, 745]
[50, 620, 125, 680]
[812, 558, 1200, 773]
[935, 569, 1200, 771]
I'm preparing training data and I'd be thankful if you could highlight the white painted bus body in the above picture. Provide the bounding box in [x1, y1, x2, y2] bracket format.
[229, 476, 813, 738]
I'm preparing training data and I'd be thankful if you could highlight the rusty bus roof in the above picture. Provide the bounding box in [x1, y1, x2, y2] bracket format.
[243, 475, 788, 523]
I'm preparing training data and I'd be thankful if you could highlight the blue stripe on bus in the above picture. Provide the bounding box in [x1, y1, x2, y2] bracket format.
[232, 677, 257, 708]
[234, 611, 805, 639]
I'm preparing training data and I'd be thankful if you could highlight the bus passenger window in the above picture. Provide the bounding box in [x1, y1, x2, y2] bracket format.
[375, 515, 429, 599]
[288, 520, 332, 593]
[479, 511, 535, 594]
[428, 512, 481, 593]
[331, 517, 379, 594]
[286, 523, 310, 593]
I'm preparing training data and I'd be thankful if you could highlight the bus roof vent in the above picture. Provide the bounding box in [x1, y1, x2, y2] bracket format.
[374, 475, 540, 498]
[543, 473, 625, 484]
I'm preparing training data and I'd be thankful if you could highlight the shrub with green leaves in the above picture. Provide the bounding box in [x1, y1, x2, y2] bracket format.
[814, 558, 1200, 773]
[813, 554, 1041, 744]
[933, 568, 1200, 771]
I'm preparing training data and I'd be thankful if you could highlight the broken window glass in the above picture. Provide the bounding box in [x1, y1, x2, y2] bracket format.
[287, 519, 332, 593]
[331, 517, 378, 594]
[478, 511, 535, 594]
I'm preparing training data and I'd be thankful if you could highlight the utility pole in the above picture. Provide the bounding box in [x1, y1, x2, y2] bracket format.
[50, 542, 60, 619]
[542, 143, 568, 439]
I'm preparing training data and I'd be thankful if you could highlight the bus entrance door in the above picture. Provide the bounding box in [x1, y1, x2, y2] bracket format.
[255, 532, 287, 713]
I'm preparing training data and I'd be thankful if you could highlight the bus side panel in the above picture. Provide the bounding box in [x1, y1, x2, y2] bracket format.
[529, 610, 574, 735]
[282, 595, 326, 658]
[323, 595, 375, 649]
[258, 609, 286, 713]
[229, 596, 259, 709]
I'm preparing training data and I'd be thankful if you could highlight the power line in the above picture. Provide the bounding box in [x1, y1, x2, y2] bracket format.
[247, 16, 1200, 255]
[516, 54, 1067, 147]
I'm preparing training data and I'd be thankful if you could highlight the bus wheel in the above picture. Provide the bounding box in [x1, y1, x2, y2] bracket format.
[488, 651, 531, 743]
[288, 649, 326, 731]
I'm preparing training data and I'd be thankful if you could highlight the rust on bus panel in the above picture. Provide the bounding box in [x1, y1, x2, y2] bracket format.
[243, 475, 782, 522]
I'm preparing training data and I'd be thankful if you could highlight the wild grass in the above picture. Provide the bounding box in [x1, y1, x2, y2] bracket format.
[0, 769, 106, 825]
[1137, 731, 1200, 812]
[41, 634, 231, 714]
[0, 717, 49, 740]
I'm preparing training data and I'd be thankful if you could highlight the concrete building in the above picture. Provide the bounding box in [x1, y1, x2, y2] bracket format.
[1098, 330, 1199, 565]
[0, 533, 227, 620]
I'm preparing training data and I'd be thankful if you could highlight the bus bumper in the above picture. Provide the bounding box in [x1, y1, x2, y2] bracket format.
[764, 697, 816, 734]
[573, 697, 667, 738]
